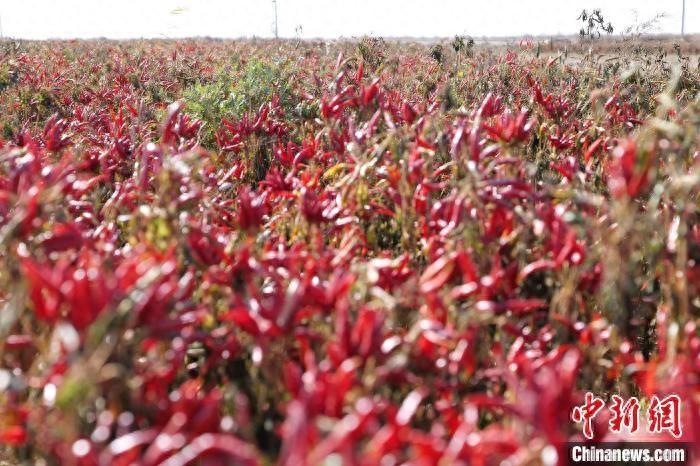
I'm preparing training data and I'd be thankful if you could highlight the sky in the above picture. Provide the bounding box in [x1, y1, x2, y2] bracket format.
[0, 0, 695, 40]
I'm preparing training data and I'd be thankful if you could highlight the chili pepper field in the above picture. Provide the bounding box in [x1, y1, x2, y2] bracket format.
[0, 37, 699, 465]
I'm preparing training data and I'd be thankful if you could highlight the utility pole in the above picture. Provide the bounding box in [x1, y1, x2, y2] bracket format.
[272, 0, 278, 39]
[682, 0, 686, 36]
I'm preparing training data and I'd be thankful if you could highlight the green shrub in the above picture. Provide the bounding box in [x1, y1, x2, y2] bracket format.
[183, 58, 294, 148]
